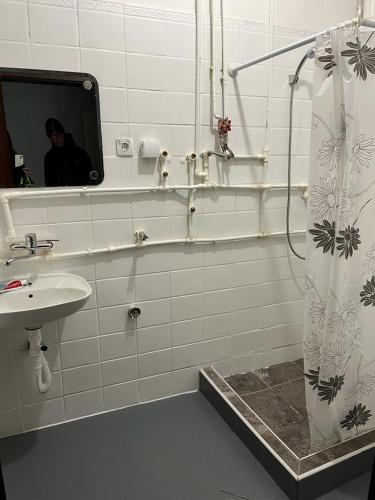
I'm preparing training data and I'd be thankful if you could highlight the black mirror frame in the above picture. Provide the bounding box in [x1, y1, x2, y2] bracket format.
[0, 67, 104, 187]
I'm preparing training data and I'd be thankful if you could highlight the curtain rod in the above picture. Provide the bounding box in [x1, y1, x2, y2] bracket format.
[228, 17, 375, 77]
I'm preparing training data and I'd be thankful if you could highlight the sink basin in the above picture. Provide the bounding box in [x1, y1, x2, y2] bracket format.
[0, 273, 92, 329]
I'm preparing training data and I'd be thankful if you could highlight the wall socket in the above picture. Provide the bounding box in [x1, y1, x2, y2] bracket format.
[116, 138, 134, 157]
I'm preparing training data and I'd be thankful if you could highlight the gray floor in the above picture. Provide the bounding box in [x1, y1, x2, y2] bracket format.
[0, 393, 371, 500]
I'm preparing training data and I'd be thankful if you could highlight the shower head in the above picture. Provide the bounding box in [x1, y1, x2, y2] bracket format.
[289, 47, 315, 86]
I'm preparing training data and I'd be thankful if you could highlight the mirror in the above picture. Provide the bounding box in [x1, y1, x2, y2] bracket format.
[0, 68, 103, 188]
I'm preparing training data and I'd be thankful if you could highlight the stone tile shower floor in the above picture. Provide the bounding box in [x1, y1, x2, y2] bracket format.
[225, 360, 311, 458]
[221, 360, 375, 467]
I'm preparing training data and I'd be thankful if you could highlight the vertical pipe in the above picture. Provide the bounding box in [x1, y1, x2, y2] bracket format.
[195, 0, 201, 155]
[259, 0, 274, 235]
[1, 197, 15, 238]
[210, 0, 219, 129]
[357, 0, 365, 18]
[190, 0, 202, 240]
[220, 0, 227, 118]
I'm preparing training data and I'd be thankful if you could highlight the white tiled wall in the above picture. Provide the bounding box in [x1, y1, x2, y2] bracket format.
[0, 0, 356, 435]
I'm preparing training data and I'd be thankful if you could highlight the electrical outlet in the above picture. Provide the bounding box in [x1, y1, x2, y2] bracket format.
[116, 138, 134, 157]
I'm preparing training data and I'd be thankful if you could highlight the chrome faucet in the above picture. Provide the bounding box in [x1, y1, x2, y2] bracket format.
[4, 233, 59, 266]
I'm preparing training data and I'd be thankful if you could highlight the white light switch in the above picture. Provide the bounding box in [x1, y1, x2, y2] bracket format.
[116, 138, 134, 157]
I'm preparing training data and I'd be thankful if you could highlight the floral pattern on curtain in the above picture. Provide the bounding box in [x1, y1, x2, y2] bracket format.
[304, 26, 375, 452]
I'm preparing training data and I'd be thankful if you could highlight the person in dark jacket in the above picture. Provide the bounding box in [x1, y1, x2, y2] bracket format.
[44, 118, 92, 186]
[7, 131, 33, 187]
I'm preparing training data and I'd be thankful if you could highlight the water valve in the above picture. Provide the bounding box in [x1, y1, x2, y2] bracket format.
[135, 230, 149, 243]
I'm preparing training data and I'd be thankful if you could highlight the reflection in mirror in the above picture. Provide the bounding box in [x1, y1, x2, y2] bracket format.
[0, 68, 103, 188]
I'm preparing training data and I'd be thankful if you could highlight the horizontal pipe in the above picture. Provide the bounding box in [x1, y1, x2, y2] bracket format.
[2, 182, 307, 200]
[231, 154, 267, 161]
[228, 17, 375, 77]
[4, 230, 306, 264]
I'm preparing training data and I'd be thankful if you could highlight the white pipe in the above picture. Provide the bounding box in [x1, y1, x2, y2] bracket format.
[6, 230, 306, 264]
[228, 17, 374, 76]
[1, 183, 307, 239]
[210, 0, 220, 126]
[195, 0, 201, 156]
[220, 0, 227, 118]
[230, 154, 267, 161]
[28, 329, 52, 393]
[1, 197, 15, 238]
[2, 183, 306, 200]
[192, 0, 202, 241]
[259, 3, 273, 236]
[259, 148, 270, 235]
[186, 155, 197, 239]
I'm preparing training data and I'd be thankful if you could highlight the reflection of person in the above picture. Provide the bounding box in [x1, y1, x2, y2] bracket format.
[7, 131, 33, 187]
[44, 118, 92, 186]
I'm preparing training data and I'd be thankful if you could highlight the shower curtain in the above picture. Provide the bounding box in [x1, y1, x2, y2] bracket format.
[304, 25, 375, 451]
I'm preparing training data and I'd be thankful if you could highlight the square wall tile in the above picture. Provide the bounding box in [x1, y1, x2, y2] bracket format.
[81, 48, 126, 87]
[171, 343, 202, 370]
[170, 268, 204, 297]
[165, 22, 195, 58]
[166, 92, 195, 125]
[100, 331, 137, 361]
[47, 222, 92, 253]
[126, 53, 166, 91]
[101, 356, 138, 386]
[98, 305, 134, 335]
[103, 380, 138, 411]
[0, 408, 23, 437]
[203, 312, 236, 340]
[171, 318, 203, 346]
[127, 89, 167, 124]
[172, 366, 200, 395]
[137, 324, 171, 354]
[99, 88, 127, 123]
[0, 2, 28, 42]
[58, 309, 99, 342]
[171, 294, 203, 322]
[131, 246, 170, 275]
[165, 58, 195, 92]
[92, 219, 133, 248]
[125, 16, 165, 55]
[22, 398, 65, 431]
[79, 9, 124, 51]
[0, 380, 19, 411]
[64, 388, 103, 420]
[0, 351, 17, 382]
[62, 363, 101, 394]
[94, 253, 134, 280]
[138, 349, 171, 378]
[31, 44, 80, 71]
[29, 4, 78, 46]
[45, 196, 90, 224]
[96, 276, 135, 307]
[135, 272, 170, 302]
[60, 338, 100, 369]
[0, 41, 31, 67]
[90, 194, 131, 221]
[139, 372, 172, 402]
[135, 298, 170, 329]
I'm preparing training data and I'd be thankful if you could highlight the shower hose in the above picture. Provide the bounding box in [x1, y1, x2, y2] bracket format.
[286, 48, 315, 261]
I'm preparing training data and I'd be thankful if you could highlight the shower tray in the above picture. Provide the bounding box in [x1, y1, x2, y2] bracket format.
[200, 360, 375, 500]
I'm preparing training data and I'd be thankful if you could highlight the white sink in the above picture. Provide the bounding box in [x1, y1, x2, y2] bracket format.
[0, 273, 92, 329]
